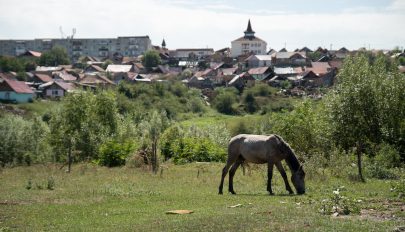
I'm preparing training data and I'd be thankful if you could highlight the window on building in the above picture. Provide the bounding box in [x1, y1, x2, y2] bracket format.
[52, 90, 59, 96]
[5, 92, 10, 99]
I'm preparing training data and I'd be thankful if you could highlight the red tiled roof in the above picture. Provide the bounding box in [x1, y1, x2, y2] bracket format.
[328, 60, 343, 69]
[306, 62, 331, 75]
[1, 78, 34, 94]
[34, 73, 53, 83]
[80, 74, 115, 85]
[55, 81, 76, 91]
[27, 50, 42, 57]
[248, 67, 270, 75]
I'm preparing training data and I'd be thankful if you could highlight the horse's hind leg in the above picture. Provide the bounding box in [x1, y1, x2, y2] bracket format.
[228, 156, 244, 194]
[219, 161, 233, 195]
[275, 161, 294, 194]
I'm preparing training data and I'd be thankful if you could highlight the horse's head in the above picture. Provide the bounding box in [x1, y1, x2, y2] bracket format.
[291, 165, 306, 195]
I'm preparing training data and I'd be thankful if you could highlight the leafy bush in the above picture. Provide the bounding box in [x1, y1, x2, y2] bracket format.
[366, 163, 398, 179]
[390, 179, 405, 199]
[227, 118, 255, 137]
[170, 137, 226, 164]
[213, 88, 239, 115]
[373, 143, 401, 168]
[270, 100, 331, 158]
[0, 115, 51, 166]
[97, 140, 136, 167]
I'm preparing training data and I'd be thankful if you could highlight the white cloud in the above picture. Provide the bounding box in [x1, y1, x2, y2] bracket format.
[0, 0, 403, 50]
[387, 0, 405, 12]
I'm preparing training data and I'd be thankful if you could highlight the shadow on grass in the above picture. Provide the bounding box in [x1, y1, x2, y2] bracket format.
[223, 192, 297, 197]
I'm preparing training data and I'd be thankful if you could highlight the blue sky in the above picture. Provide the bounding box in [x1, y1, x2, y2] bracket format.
[0, 0, 404, 50]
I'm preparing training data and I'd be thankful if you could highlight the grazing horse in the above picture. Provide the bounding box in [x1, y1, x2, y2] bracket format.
[219, 134, 306, 195]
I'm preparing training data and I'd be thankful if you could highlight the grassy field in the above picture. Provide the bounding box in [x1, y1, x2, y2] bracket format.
[0, 163, 404, 231]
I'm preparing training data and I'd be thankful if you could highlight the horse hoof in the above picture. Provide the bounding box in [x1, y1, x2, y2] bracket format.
[230, 191, 236, 195]
[219, 192, 223, 195]
[269, 192, 274, 195]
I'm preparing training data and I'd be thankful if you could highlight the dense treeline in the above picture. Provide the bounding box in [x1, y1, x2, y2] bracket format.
[0, 53, 404, 181]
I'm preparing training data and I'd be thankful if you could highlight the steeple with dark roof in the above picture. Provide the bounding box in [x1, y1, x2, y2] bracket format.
[162, 39, 166, 49]
[244, 19, 255, 39]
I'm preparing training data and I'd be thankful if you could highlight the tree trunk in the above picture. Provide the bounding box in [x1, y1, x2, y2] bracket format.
[67, 141, 72, 173]
[151, 139, 158, 174]
[356, 142, 365, 182]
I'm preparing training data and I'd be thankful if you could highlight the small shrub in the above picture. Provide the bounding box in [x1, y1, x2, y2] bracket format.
[97, 140, 136, 167]
[126, 153, 147, 168]
[366, 163, 398, 179]
[319, 187, 361, 216]
[47, 177, 55, 190]
[390, 179, 405, 199]
[374, 143, 401, 168]
[25, 179, 32, 190]
[35, 182, 43, 190]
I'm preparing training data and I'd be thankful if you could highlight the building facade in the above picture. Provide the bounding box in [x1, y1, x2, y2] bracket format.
[0, 36, 152, 61]
[231, 20, 267, 58]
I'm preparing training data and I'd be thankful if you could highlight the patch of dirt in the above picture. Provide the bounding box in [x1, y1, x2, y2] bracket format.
[0, 104, 26, 116]
[360, 200, 405, 222]
[0, 200, 31, 206]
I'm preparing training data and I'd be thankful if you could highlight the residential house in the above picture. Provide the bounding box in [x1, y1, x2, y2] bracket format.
[267, 48, 276, 55]
[84, 64, 105, 74]
[53, 71, 77, 82]
[272, 52, 308, 67]
[187, 75, 213, 89]
[297, 70, 319, 87]
[231, 20, 267, 57]
[39, 81, 76, 98]
[79, 74, 115, 87]
[228, 72, 255, 90]
[305, 62, 335, 86]
[273, 67, 300, 79]
[248, 66, 273, 81]
[0, 77, 34, 103]
[299, 47, 313, 53]
[245, 55, 272, 68]
[157, 65, 181, 76]
[32, 73, 53, 83]
[19, 50, 42, 58]
[174, 48, 214, 60]
[106, 64, 134, 83]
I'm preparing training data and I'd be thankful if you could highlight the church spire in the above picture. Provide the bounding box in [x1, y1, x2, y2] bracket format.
[162, 39, 166, 49]
[244, 19, 255, 39]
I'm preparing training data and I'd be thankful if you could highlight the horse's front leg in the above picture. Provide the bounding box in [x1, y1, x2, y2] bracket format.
[267, 161, 274, 195]
[275, 161, 294, 194]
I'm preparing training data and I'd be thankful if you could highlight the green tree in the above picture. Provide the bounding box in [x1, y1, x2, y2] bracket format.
[0, 56, 24, 72]
[39, 46, 70, 66]
[139, 111, 169, 173]
[49, 91, 120, 171]
[326, 54, 405, 181]
[142, 50, 161, 69]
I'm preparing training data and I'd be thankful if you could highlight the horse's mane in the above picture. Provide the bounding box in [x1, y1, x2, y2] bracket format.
[273, 134, 300, 172]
